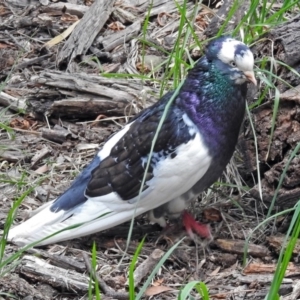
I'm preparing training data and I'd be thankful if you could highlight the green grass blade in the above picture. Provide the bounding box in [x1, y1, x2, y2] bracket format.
[266, 201, 300, 300]
[129, 236, 146, 300]
[91, 242, 101, 300]
[217, 0, 243, 36]
[0, 292, 18, 299]
[266, 1, 299, 23]
[179, 281, 210, 300]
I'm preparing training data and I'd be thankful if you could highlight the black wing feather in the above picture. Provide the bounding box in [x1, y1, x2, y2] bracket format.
[86, 92, 193, 200]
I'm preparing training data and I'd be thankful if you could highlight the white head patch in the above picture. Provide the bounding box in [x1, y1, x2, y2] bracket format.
[217, 38, 254, 72]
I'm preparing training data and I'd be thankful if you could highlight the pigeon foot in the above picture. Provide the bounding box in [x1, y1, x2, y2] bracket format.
[182, 210, 212, 240]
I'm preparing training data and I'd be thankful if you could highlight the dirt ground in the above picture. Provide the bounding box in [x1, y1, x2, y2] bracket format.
[1, 0, 300, 299]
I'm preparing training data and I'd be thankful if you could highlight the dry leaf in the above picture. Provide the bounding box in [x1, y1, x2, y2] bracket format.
[210, 266, 221, 276]
[203, 207, 222, 222]
[195, 9, 213, 30]
[136, 61, 150, 73]
[34, 164, 49, 174]
[90, 114, 108, 127]
[38, 14, 52, 22]
[10, 118, 31, 130]
[280, 85, 300, 103]
[84, 0, 94, 6]
[0, 42, 10, 49]
[61, 13, 79, 22]
[152, 278, 164, 286]
[157, 12, 173, 27]
[108, 21, 125, 31]
[0, 5, 8, 15]
[144, 285, 174, 297]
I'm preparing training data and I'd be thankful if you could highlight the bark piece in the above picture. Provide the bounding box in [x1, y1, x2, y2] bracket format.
[41, 2, 89, 17]
[244, 262, 300, 277]
[113, 6, 137, 23]
[267, 235, 300, 255]
[280, 84, 300, 104]
[0, 91, 27, 112]
[100, 20, 141, 52]
[234, 273, 293, 284]
[250, 184, 300, 208]
[267, 15, 300, 67]
[14, 54, 53, 71]
[264, 156, 300, 189]
[209, 252, 238, 268]
[239, 99, 300, 207]
[19, 255, 90, 293]
[27, 248, 86, 272]
[41, 127, 71, 144]
[251, 15, 300, 94]
[215, 239, 270, 258]
[31, 146, 51, 167]
[36, 72, 133, 98]
[137, 0, 187, 17]
[46, 97, 131, 119]
[27, 71, 151, 119]
[0, 274, 45, 299]
[89, 47, 127, 64]
[0, 146, 32, 162]
[57, 0, 116, 66]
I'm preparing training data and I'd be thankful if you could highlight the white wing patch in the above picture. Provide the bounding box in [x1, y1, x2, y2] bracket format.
[140, 129, 211, 207]
[97, 122, 133, 161]
[182, 113, 197, 135]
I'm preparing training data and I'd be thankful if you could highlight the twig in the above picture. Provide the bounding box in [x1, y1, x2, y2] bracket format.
[5, 30, 26, 51]
[14, 54, 52, 71]
[0, 92, 27, 112]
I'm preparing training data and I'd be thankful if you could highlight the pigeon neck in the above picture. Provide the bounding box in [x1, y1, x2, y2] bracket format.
[177, 63, 247, 157]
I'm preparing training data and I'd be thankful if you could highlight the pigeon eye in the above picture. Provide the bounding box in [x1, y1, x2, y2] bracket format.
[230, 61, 236, 67]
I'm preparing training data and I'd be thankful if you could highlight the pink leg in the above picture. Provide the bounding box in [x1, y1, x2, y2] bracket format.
[182, 210, 212, 240]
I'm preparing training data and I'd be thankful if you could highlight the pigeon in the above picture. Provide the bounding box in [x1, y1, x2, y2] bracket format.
[7, 36, 256, 246]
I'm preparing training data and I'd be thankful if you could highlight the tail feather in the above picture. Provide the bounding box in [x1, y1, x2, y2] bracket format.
[7, 199, 146, 246]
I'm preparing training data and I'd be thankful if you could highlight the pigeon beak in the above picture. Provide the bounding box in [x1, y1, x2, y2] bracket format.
[244, 71, 257, 86]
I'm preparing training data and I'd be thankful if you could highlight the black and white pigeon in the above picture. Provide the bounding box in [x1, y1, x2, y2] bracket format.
[8, 36, 256, 246]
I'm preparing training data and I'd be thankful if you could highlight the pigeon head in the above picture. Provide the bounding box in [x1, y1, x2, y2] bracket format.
[206, 36, 257, 86]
